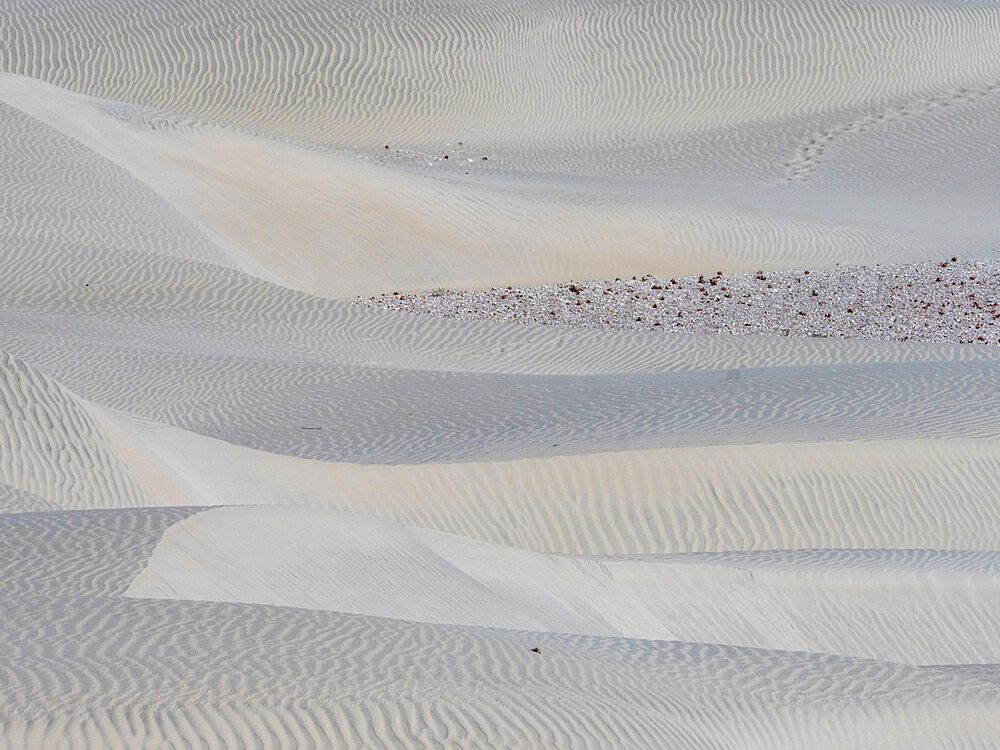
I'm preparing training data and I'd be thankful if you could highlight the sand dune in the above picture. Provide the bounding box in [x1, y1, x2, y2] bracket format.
[4, 0, 998, 153]
[14, 334, 1000, 466]
[7, 348, 1000, 556]
[5, 241, 1000, 468]
[0, 349, 156, 510]
[0, 97, 232, 269]
[4, 0, 1000, 297]
[8, 240, 1000, 379]
[125, 504, 1000, 665]
[0, 507, 203, 598]
[3, 0, 1000, 745]
[1, 73, 967, 298]
[4, 595, 1000, 749]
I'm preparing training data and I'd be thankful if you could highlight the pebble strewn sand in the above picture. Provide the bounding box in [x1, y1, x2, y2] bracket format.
[357, 257, 1000, 344]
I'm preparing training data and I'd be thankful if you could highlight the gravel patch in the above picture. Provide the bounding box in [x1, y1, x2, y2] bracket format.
[355, 257, 1000, 345]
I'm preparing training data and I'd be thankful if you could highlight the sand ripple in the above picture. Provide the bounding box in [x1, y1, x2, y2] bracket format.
[2, 0, 1000, 744]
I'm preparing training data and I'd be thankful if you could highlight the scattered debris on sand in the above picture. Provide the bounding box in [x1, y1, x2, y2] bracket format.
[357, 257, 1000, 345]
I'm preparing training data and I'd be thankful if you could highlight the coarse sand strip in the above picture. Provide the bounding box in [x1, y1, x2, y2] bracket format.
[357, 256, 1000, 345]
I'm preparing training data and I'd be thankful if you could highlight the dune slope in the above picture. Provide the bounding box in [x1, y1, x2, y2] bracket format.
[1, 0, 999, 294]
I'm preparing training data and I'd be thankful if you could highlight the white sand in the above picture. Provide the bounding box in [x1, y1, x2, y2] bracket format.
[3, 0, 1000, 746]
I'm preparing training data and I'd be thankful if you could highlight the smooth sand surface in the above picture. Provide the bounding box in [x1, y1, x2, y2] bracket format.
[3, 0, 1000, 746]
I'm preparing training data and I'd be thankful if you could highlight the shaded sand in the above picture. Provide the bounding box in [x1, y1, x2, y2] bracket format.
[3, 0, 1000, 746]
[5, 345, 1000, 555]
[6, 595, 1000, 749]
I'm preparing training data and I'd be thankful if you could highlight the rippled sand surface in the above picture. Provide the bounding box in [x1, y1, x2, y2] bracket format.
[3, 0, 1000, 747]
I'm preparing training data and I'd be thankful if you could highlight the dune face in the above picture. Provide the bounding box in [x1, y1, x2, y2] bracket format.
[4, 0, 1000, 295]
[3, 0, 1000, 747]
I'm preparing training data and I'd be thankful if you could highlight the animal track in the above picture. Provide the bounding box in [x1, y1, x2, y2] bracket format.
[786, 80, 1000, 182]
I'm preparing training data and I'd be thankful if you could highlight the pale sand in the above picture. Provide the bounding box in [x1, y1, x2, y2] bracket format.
[3, 0, 1000, 746]
[4, 0, 1000, 298]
